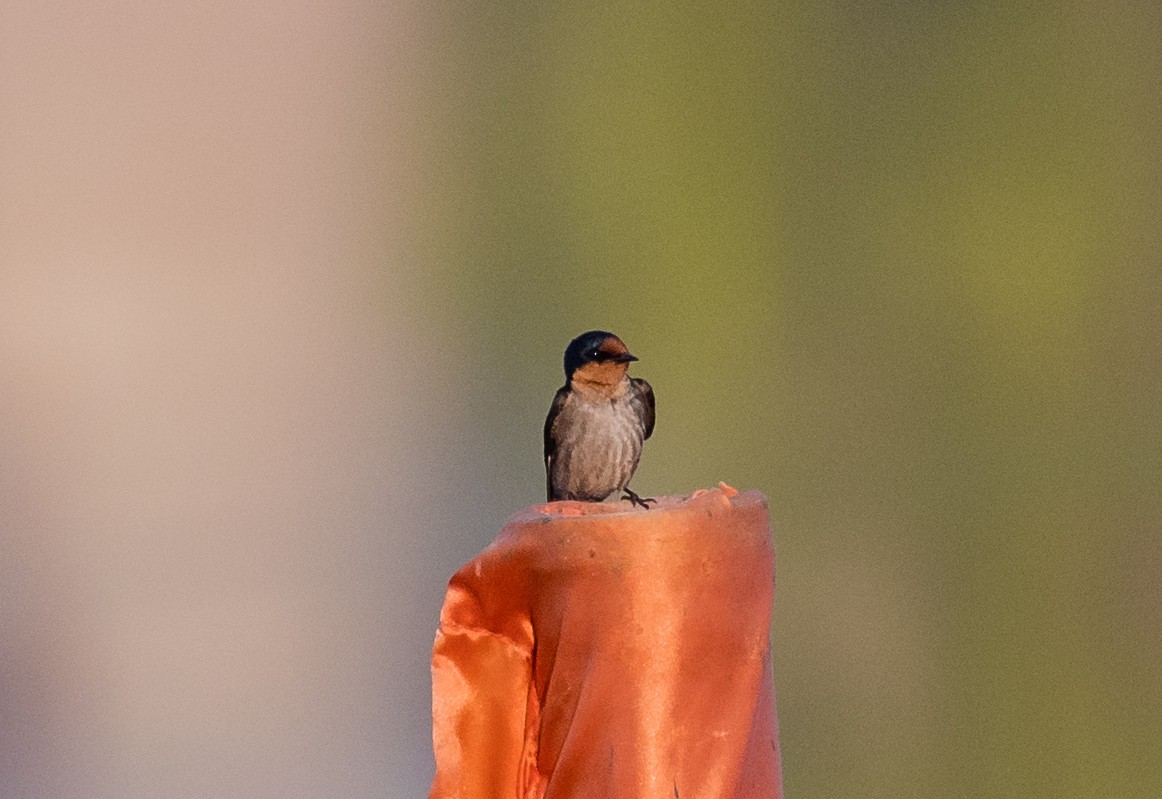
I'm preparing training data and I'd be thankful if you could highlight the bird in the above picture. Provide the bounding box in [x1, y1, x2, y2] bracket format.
[544, 330, 655, 508]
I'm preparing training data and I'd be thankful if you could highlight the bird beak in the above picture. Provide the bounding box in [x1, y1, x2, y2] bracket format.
[614, 352, 639, 363]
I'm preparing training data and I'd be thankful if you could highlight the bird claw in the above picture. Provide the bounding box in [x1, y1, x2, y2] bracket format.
[621, 489, 656, 510]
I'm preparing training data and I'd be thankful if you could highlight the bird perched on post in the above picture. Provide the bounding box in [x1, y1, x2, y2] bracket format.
[544, 330, 655, 508]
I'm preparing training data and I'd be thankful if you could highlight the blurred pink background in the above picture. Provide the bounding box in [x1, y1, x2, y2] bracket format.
[1, 2, 461, 795]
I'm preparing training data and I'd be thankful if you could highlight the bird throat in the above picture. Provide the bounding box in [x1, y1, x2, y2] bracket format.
[571, 363, 630, 398]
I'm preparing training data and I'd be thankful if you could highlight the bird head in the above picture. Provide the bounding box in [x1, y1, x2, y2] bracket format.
[564, 330, 639, 386]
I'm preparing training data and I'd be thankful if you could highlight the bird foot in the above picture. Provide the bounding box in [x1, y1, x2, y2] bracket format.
[621, 488, 656, 510]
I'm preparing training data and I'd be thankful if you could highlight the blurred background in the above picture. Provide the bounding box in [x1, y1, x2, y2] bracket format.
[1, 1, 1158, 797]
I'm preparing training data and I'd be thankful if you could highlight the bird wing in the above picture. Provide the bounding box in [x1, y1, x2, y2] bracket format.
[631, 377, 655, 440]
[543, 386, 570, 500]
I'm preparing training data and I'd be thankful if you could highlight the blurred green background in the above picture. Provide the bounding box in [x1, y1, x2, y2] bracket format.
[424, 3, 1162, 795]
[1, 1, 1158, 797]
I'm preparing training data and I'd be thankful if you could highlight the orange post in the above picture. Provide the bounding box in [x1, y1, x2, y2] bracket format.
[429, 485, 783, 798]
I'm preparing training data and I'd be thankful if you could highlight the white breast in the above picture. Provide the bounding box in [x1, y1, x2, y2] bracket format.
[551, 392, 645, 501]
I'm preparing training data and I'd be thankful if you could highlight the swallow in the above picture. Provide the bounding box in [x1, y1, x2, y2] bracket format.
[544, 330, 655, 508]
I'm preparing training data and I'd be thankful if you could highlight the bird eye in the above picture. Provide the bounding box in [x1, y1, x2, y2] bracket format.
[587, 349, 601, 360]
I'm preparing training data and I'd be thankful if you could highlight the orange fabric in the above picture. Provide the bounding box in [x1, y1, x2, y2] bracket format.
[429, 487, 782, 798]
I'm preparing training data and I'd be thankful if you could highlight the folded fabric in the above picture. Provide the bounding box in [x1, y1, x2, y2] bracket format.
[430, 486, 782, 799]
